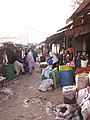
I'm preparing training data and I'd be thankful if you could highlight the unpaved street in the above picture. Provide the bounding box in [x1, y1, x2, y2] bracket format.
[0, 63, 63, 120]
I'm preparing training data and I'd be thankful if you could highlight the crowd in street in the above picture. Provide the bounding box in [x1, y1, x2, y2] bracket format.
[3, 45, 89, 77]
[44, 49, 90, 71]
[4, 48, 38, 76]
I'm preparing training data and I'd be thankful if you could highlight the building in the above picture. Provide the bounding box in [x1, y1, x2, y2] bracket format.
[45, 0, 90, 57]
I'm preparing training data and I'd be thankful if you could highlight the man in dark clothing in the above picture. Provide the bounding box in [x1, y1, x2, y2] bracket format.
[11, 49, 25, 75]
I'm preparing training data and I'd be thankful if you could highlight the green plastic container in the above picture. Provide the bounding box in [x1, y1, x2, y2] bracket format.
[50, 68, 59, 88]
[5, 64, 15, 80]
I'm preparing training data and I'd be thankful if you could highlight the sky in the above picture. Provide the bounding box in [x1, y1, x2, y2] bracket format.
[0, 0, 75, 44]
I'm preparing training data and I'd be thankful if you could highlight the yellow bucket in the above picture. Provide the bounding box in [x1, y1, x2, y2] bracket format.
[59, 66, 73, 71]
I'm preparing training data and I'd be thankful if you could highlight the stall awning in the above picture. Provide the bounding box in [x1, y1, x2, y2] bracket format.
[45, 32, 65, 44]
[57, 23, 73, 32]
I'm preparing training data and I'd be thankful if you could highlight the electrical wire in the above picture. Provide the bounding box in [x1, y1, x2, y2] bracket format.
[24, 26, 50, 35]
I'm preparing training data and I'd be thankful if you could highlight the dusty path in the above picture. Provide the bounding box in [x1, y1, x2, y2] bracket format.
[0, 63, 63, 120]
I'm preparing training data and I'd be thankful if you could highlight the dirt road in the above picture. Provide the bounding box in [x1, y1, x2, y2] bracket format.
[0, 63, 63, 120]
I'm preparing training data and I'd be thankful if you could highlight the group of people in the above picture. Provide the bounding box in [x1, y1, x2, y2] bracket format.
[45, 49, 89, 70]
[73, 51, 89, 68]
[5, 46, 89, 76]
[46, 49, 73, 69]
[5, 48, 37, 76]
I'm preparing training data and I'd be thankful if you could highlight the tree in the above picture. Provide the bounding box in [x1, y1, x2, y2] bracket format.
[71, 0, 84, 10]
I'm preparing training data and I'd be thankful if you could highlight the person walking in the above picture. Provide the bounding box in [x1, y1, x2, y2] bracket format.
[27, 50, 35, 74]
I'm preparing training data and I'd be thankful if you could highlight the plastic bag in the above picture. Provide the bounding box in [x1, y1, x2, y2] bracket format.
[77, 86, 90, 106]
[81, 99, 90, 120]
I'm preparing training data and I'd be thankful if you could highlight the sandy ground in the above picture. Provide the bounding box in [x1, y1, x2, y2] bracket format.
[0, 63, 63, 120]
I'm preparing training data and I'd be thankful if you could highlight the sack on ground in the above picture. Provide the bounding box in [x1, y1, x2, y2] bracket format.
[62, 85, 76, 100]
[75, 73, 89, 90]
[38, 79, 53, 92]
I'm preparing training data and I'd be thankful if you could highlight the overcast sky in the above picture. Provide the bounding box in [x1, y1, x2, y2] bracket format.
[0, 0, 74, 44]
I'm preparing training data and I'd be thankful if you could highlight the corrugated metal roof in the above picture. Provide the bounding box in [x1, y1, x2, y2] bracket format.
[45, 32, 64, 44]
[67, 0, 90, 23]
[74, 0, 90, 14]
[57, 23, 73, 32]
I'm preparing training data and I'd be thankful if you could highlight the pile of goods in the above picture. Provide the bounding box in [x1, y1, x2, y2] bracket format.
[75, 66, 90, 75]
[39, 59, 90, 119]
[54, 71, 90, 120]
[77, 86, 90, 120]
[54, 104, 80, 120]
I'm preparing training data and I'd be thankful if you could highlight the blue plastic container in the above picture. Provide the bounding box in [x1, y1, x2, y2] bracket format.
[59, 70, 74, 88]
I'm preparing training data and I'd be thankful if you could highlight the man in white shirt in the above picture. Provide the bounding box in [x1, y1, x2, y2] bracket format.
[49, 51, 58, 69]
